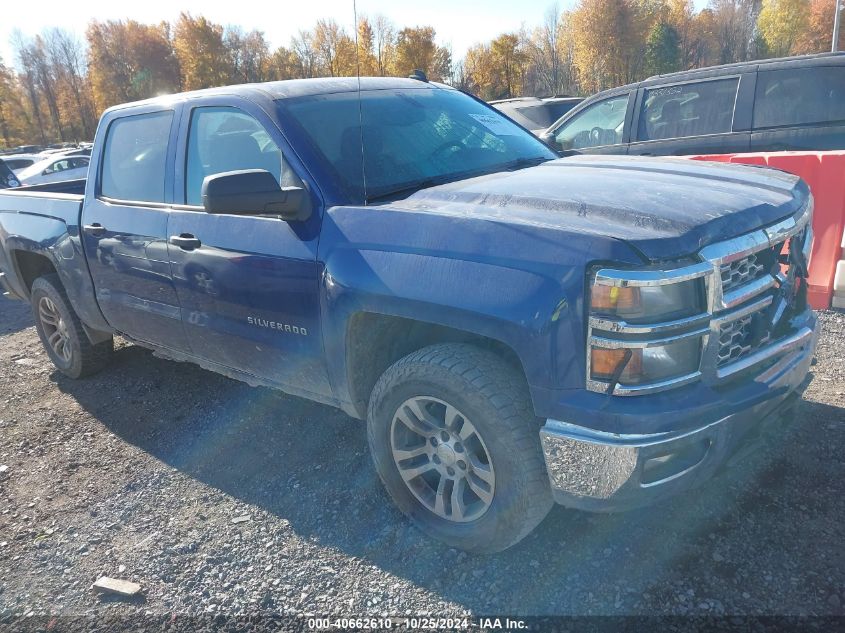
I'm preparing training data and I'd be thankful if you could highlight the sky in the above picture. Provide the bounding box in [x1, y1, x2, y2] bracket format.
[3, 0, 711, 70]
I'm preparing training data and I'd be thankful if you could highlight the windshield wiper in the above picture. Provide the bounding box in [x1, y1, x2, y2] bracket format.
[365, 178, 444, 203]
[498, 156, 554, 171]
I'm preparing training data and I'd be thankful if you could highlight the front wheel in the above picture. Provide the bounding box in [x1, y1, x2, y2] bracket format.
[367, 343, 553, 553]
[31, 274, 113, 379]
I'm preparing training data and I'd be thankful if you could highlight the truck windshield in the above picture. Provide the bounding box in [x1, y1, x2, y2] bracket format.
[277, 88, 556, 202]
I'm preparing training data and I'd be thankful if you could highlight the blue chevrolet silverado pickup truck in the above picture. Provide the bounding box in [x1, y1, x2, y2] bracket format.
[0, 77, 819, 552]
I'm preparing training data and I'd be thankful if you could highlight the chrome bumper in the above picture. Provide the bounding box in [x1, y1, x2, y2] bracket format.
[541, 323, 818, 512]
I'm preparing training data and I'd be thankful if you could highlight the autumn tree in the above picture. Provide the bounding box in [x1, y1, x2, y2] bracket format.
[796, 0, 845, 52]
[645, 22, 682, 75]
[708, 0, 762, 64]
[268, 47, 302, 80]
[43, 29, 96, 140]
[14, 34, 65, 142]
[0, 58, 32, 147]
[312, 19, 356, 77]
[225, 27, 271, 84]
[758, 0, 811, 56]
[372, 15, 396, 76]
[173, 13, 229, 90]
[87, 20, 180, 110]
[572, 0, 636, 92]
[492, 34, 529, 98]
[290, 30, 319, 78]
[629, 0, 671, 79]
[356, 18, 380, 76]
[394, 26, 450, 81]
[525, 5, 578, 96]
[668, 0, 698, 67]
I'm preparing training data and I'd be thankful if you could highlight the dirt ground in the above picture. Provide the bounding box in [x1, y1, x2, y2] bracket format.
[1, 293, 843, 625]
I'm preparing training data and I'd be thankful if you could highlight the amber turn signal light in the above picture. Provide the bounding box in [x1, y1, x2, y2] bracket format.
[591, 285, 641, 313]
[591, 347, 643, 381]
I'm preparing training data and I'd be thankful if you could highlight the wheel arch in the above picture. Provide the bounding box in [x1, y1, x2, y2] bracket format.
[342, 311, 529, 420]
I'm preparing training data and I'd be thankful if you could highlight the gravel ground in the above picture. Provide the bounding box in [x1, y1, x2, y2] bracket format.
[1, 294, 844, 624]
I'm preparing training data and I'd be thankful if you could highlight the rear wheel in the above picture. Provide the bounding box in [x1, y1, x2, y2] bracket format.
[367, 343, 553, 553]
[31, 274, 113, 379]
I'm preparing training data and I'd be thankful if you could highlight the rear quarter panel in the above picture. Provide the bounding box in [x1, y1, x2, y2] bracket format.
[0, 191, 110, 331]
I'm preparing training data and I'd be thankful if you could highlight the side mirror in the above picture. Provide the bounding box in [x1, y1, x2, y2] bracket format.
[540, 130, 563, 153]
[201, 169, 311, 221]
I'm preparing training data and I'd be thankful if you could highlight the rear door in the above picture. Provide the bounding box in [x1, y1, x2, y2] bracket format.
[81, 106, 190, 352]
[167, 98, 330, 396]
[751, 64, 845, 151]
[628, 75, 751, 156]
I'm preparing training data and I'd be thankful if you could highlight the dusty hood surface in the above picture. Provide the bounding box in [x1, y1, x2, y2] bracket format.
[392, 155, 807, 261]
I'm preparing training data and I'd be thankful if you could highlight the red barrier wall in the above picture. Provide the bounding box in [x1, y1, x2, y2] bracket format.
[689, 151, 845, 310]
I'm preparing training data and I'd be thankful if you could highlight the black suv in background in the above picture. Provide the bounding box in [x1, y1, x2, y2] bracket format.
[542, 52, 845, 156]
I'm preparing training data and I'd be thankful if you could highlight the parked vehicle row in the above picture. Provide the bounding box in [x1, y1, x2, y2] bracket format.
[0, 146, 92, 188]
[0, 76, 818, 552]
[489, 96, 583, 135]
[541, 52, 845, 156]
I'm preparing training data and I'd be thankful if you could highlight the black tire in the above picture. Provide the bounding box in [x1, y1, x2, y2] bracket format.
[367, 343, 553, 553]
[30, 274, 113, 379]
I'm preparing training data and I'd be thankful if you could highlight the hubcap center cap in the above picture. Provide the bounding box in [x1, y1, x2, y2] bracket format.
[435, 443, 457, 467]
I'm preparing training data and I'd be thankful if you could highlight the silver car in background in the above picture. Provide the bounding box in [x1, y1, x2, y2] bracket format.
[16, 154, 90, 186]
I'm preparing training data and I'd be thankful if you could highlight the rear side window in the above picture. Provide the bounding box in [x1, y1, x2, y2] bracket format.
[753, 66, 845, 129]
[101, 111, 173, 202]
[44, 157, 89, 175]
[5, 159, 34, 170]
[638, 78, 739, 141]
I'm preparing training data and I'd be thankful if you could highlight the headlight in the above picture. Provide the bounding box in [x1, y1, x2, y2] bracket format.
[587, 264, 710, 393]
[590, 278, 704, 323]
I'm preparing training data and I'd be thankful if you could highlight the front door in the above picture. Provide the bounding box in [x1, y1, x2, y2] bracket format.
[546, 92, 632, 155]
[82, 108, 190, 352]
[167, 103, 330, 396]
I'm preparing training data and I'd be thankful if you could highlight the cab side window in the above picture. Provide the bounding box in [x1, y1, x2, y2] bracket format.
[101, 111, 173, 203]
[553, 94, 629, 150]
[638, 78, 738, 141]
[754, 67, 845, 129]
[185, 107, 300, 206]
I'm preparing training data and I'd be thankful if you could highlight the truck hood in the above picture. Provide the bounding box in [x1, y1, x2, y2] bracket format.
[391, 155, 807, 261]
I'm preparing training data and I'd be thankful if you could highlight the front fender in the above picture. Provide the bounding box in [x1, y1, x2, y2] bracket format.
[318, 205, 642, 409]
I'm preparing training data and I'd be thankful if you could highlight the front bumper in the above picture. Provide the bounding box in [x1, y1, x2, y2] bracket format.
[540, 320, 818, 512]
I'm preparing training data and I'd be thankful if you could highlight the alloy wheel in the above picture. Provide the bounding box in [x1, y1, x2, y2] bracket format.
[390, 396, 495, 522]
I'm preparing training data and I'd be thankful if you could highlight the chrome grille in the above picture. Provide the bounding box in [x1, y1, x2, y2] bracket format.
[720, 253, 767, 294]
[587, 199, 813, 396]
[716, 313, 771, 368]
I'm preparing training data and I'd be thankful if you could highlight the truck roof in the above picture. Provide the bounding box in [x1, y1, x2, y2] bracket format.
[103, 77, 449, 114]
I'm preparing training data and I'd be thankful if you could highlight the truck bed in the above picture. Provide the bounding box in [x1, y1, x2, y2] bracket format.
[9, 178, 86, 196]
[0, 181, 86, 301]
[0, 182, 84, 220]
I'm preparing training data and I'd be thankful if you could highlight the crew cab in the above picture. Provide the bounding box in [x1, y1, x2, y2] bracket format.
[0, 78, 819, 552]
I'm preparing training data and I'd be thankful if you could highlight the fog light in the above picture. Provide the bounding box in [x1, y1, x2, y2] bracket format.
[590, 337, 701, 386]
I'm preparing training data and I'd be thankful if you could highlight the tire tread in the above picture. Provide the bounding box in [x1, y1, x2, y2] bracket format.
[367, 343, 552, 553]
